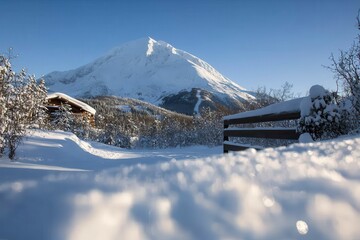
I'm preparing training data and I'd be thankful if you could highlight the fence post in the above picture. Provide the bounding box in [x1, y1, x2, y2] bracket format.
[223, 122, 229, 153]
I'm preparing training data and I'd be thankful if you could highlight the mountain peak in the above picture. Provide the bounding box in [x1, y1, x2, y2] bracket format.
[147, 36, 156, 42]
[145, 37, 156, 56]
[132, 36, 157, 45]
[43, 38, 255, 114]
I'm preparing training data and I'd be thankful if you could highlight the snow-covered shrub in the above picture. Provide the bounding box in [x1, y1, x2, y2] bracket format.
[298, 85, 342, 140]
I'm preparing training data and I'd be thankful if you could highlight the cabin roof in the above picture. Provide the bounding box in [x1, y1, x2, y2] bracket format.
[46, 92, 96, 115]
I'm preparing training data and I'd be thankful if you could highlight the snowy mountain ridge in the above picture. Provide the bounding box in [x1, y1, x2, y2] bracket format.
[44, 37, 254, 113]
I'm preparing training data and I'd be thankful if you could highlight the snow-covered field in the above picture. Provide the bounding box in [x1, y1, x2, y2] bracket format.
[0, 130, 359, 240]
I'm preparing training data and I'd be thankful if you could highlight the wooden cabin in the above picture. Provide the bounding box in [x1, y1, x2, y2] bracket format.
[46, 92, 96, 126]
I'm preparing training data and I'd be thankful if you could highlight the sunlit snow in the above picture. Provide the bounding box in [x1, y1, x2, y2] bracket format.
[0, 130, 359, 240]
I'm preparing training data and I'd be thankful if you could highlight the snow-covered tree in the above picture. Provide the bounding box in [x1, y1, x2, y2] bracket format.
[24, 78, 48, 128]
[50, 103, 74, 132]
[246, 82, 296, 110]
[72, 116, 93, 140]
[193, 108, 223, 146]
[330, 12, 360, 128]
[0, 55, 48, 159]
[298, 85, 342, 140]
[0, 56, 13, 155]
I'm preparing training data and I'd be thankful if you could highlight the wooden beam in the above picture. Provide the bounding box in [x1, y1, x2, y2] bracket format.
[223, 143, 263, 153]
[224, 128, 300, 140]
[223, 123, 229, 141]
[224, 111, 300, 125]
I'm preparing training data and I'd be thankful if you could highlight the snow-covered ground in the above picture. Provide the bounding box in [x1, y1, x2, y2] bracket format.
[0, 130, 359, 240]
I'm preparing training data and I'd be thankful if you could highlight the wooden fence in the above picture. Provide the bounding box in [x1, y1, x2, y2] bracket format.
[223, 98, 304, 153]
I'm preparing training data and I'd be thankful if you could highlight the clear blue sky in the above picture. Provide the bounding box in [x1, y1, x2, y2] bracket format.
[1, 0, 359, 95]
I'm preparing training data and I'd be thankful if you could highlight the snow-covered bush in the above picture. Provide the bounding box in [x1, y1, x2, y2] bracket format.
[298, 85, 342, 140]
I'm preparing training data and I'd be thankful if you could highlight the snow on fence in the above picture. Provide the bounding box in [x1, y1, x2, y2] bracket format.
[223, 97, 304, 153]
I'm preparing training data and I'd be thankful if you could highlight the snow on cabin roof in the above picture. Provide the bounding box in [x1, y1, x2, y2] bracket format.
[46, 92, 96, 115]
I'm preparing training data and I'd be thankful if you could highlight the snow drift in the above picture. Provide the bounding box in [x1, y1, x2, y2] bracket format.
[0, 130, 359, 240]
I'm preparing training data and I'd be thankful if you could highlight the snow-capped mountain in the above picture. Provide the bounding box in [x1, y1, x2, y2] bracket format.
[43, 37, 255, 114]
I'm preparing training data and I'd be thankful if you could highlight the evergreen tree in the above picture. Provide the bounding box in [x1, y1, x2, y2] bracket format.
[50, 103, 74, 132]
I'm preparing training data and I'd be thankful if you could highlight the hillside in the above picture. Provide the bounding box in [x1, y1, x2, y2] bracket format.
[43, 37, 255, 115]
[80, 96, 223, 149]
[83, 95, 194, 120]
